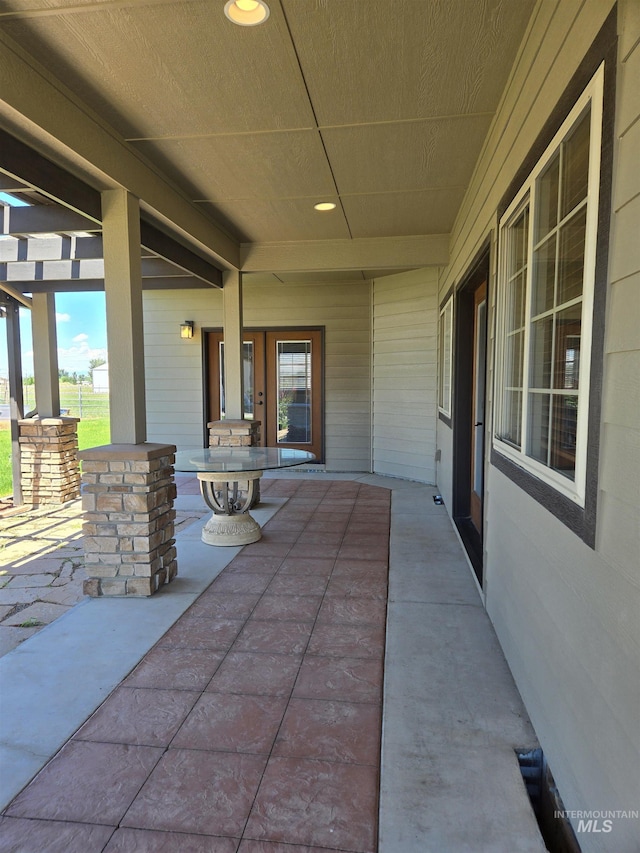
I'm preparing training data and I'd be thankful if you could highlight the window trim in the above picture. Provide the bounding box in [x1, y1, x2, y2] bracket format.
[493, 64, 604, 508]
[438, 294, 454, 419]
[490, 6, 616, 548]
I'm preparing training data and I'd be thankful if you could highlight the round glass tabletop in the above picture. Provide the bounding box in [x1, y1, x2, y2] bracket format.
[174, 447, 316, 474]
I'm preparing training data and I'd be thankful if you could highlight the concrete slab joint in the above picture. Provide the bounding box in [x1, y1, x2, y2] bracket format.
[18, 416, 81, 506]
[78, 443, 177, 597]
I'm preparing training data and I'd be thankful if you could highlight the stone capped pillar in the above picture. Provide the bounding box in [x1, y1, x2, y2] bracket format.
[19, 416, 81, 505]
[208, 419, 261, 447]
[79, 443, 177, 597]
[208, 419, 261, 507]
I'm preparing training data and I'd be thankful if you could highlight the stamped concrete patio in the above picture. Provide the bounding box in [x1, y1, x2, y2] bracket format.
[0, 472, 546, 852]
[0, 483, 206, 658]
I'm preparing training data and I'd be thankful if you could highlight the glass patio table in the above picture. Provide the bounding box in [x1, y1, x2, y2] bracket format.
[174, 447, 315, 546]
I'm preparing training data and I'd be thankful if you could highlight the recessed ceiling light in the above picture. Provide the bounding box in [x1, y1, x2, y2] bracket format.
[314, 202, 337, 211]
[224, 0, 270, 26]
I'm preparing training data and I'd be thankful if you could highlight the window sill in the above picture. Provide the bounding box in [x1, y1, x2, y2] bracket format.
[490, 447, 595, 548]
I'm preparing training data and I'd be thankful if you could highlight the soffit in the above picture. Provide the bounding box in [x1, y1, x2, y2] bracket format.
[0, 0, 537, 275]
[199, 198, 351, 243]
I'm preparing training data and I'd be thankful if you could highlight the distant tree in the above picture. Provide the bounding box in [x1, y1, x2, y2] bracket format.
[23, 375, 35, 386]
[89, 358, 107, 374]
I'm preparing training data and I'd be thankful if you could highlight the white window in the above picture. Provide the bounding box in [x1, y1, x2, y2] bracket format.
[438, 296, 453, 417]
[494, 65, 604, 506]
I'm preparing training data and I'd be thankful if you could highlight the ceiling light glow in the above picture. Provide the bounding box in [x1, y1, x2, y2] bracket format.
[314, 202, 337, 211]
[224, 0, 270, 26]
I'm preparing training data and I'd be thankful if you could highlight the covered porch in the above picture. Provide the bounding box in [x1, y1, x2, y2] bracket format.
[0, 471, 545, 852]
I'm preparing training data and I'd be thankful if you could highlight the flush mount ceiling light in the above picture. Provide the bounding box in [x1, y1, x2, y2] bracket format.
[314, 202, 337, 211]
[224, 0, 270, 26]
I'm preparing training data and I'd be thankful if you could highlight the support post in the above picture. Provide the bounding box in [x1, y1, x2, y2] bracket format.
[101, 189, 146, 444]
[5, 298, 24, 505]
[31, 292, 60, 418]
[222, 269, 244, 420]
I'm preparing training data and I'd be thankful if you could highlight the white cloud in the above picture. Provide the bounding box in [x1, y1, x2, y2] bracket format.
[56, 312, 71, 322]
[72, 333, 89, 343]
[57, 341, 108, 374]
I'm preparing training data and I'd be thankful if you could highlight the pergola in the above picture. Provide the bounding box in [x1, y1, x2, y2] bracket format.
[1, 131, 224, 503]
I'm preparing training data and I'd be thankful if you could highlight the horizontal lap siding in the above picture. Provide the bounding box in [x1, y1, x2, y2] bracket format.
[600, 0, 640, 583]
[435, 2, 639, 850]
[372, 269, 438, 483]
[143, 288, 223, 448]
[143, 279, 371, 471]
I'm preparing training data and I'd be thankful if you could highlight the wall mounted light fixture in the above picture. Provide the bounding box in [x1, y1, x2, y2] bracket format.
[224, 0, 270, 26]
[180, 320, 194, 339]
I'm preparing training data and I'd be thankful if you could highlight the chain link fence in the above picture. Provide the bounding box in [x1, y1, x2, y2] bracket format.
[8, 384, 111, 419]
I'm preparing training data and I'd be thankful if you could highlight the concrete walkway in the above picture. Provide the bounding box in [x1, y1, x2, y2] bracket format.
[0, 472, 546, 852]
[0, 485, 207, 657]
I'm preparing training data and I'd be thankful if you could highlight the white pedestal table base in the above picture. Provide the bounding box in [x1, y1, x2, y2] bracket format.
[198, 469, 263, 546]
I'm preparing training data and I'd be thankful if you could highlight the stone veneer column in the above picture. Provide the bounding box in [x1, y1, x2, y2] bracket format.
[79, 443, 177, 597]
[208, 419, 261, 447]
[19, 416, 81, 505]
[208, 419, 261, 507]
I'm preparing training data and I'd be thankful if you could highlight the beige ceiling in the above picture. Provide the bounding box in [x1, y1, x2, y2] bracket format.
[0, 0, 536, 277]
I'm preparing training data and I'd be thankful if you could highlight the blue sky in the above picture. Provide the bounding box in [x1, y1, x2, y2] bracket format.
[0, 291, 108, 379]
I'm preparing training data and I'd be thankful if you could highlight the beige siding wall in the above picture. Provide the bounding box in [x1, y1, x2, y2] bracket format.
[372, 269, 438, 483]
[143, 277, 372, 471]
[436, 2, 640, 849]
[144, 288, 220, 448]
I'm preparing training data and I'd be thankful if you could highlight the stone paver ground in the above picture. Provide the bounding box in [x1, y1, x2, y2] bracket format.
[0, 476, 206, 658]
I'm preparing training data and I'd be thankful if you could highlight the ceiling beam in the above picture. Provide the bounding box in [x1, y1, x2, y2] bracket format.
[0, 33, 240, 269]
[74, 234, 153, 261]
[4, 205, 100, 235]
[3, 276, 212, 293]
[141, 276, 213, 290]
[72, 235, 103, 259]
[0, 132, 102, 220]
[141, 257, 192, 277]
[240, 234, 450, 274]
[72, 236, 154, 260]
[0, 234, 157, 261]
[0, 173, 31, 193]
[0, 282, 33, 308]
[1, 257, 188, 280]
[140, 221, 222, 288]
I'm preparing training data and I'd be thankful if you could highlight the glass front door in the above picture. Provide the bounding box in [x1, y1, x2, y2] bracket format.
[470, 281, 487, 533]
[207, 328, 323, 461]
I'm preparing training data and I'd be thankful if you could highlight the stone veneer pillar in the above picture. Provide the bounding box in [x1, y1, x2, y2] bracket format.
[207, 419, 261, 447]
[18, 416, 81, 506]
[79, 443, 177, 597]
[208, 419, 261, 507]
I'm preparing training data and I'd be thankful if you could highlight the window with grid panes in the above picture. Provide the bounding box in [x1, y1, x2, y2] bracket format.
[438, 296, 453, 417]
[494, 66, 603, 505]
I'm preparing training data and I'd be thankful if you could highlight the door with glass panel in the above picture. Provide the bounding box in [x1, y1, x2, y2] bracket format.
[470, 281, 487, 533]
[206, 329, 323, 461]
[452, 250, 490, 586]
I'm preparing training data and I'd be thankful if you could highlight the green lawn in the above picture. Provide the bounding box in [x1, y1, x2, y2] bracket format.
[0, 402, 110, 499]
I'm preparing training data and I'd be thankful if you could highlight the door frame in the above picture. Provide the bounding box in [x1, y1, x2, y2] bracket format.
[452, 245, 490, 585]
[470, 280, 487, 532]
[203, 326, 325, 462]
